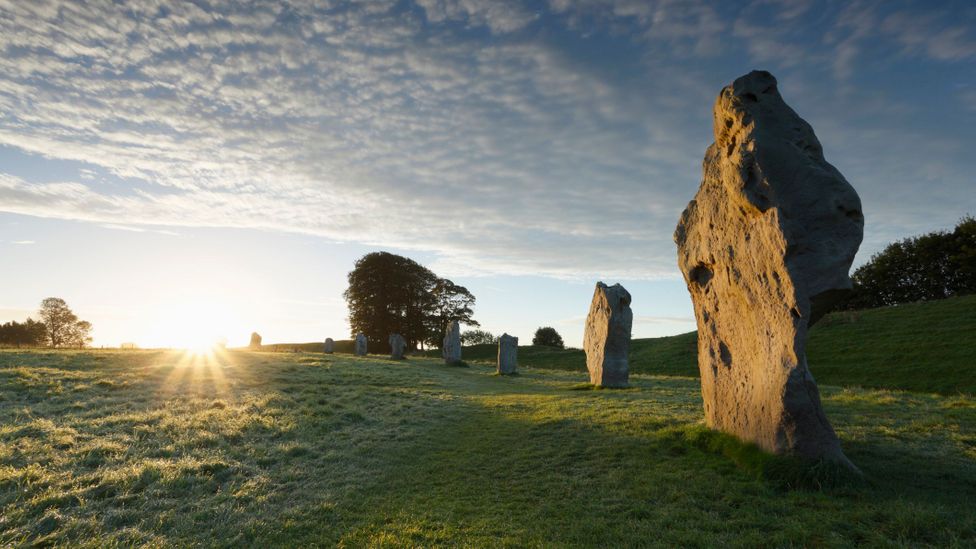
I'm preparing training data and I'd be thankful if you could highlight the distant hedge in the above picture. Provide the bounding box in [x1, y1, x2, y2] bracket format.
[841, 216, 976, 309]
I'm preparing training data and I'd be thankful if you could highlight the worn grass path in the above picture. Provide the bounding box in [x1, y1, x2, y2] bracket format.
[1, 350, 975, 546]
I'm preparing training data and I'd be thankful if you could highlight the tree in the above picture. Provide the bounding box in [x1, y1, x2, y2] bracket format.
[532, 326, 564, 348]
[843, 216, 976, 309]
[0, 318, 46, 347]
[38, 297, 91, 348]
[344, 252, 480, 352]
[423, 278, 480, 348]
[344, 252, 438, 352]
[461, 329, 496, 345]
[65, 320, 93, 349]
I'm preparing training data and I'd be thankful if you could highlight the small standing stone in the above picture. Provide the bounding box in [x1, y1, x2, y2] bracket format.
[442, 320, 461, 364]
[583, 282, 633, 388]
[324, 338, 334, 354]
[354, 333, 368, 356]
[389, 333, 407, 360]
[249, 332, 262, 349]
[497, 333, 518, 375]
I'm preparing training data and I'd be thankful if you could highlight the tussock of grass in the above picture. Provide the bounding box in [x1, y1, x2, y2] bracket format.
[662, 425, 866, 491]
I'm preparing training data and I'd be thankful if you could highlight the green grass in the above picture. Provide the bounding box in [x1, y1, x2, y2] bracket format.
[2, 349, 975, 546]
[451, 295, 976, 395]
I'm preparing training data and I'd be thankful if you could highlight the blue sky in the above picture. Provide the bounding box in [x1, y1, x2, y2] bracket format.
[0, 0, 974, 347]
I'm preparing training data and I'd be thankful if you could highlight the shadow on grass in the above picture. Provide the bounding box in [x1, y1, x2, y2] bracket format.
[3, 351, 975, 546]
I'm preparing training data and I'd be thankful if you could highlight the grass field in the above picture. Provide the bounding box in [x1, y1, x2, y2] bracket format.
[1, 349, 975, 546]
[451, 294, 976, 395]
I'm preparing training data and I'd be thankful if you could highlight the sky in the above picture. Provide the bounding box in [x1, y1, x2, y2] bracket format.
[1, 0, 974, 348]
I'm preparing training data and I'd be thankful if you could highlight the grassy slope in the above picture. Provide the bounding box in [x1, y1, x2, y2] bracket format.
[456, 295, 976, 395]
[1, 350, 975, 546]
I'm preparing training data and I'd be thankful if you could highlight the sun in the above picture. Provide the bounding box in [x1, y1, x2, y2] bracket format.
[146, 299, 239, 351]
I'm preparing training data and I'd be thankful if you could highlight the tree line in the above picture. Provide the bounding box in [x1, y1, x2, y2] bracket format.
[0, 298, 92, 348]
[840, 216, 976, 309]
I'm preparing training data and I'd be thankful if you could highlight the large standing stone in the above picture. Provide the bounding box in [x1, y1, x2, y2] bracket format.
[389, 333, 407, 360]
[442, 320, 461, 364]
[674, 71, 863, 468]
[354, 333, 368, 356]
[497, 333, 518, 375]
[583, 282, 633, 388]
[324, 338, 334, 354]
[249, 332, 262, 349]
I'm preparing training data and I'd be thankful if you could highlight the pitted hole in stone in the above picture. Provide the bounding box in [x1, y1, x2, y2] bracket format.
[742, 92, 758, 103]
[843, 207, 863, 222]
[726, 135, 736, 157]
[690, 263, 713, 288]
[790, 307, 802, 319]
[718, 342, 732, 368]
[724, 118, 734, 129]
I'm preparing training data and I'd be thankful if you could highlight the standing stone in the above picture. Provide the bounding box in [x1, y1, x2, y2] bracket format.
[324, 338, 334, 354]
[674, 71, 863, 469]
[389, 333, 407, 360]
[354, 333, 368, 356]
[497, 333, 518, 375]
[249, 332, 262, 349]
[583, 282, 633, 388]
[442, 320, 461, 364]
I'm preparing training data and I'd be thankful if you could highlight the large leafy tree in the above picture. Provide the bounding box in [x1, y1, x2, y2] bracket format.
[422, 278, 480, 348]
[532, 326, 564, 349]
[345, 252, 480, 352]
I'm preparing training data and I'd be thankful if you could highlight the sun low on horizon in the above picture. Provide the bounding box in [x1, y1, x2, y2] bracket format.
[139, 298, 245, 351]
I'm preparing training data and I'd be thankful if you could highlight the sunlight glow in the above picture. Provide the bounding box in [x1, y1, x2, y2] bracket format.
[145, 299, 240, 350]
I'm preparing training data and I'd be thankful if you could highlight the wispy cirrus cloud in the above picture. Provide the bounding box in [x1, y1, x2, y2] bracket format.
[0, 0, 973, 279]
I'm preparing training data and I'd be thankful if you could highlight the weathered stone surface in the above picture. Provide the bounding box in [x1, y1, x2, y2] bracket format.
[497, 333, 518, 375]
[442, 320, 461, 364]
[389, 333, 407, 360]
[674, 70, 863, 468]
[324, 338, 334, 354]
[249, 332, 262, 349]
[583, 282, 632, 388]
[354, 333, 368, 356]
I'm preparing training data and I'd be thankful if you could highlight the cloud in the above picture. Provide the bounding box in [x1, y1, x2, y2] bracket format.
[0, 0, 973, 279]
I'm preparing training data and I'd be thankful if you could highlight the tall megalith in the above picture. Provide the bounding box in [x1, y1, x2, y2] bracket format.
[583, 282, 633, 388]
[249, 332, 262, 349]
[497, 333, 518, 375]
[674, 70, 863, 468]
[442, 320, 461, 364]
[354, 333, 368, 356]
[389, 333, 407, 360]
[324, 338, 334, 354]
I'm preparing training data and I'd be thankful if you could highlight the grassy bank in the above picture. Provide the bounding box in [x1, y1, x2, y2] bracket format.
[451, 295, 976, 395]
[1, 349, 975, 545]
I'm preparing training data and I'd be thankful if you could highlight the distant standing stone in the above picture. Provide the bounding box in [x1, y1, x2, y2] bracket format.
[442, 320, 461, 364]
[249, 332, 262, 349]
[583, 282, 633, 388]
[497, 333, 518, 375]
[324, 338, 334, 354]
[354, 333, 368, 356]
[389, 333, 407, 360]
